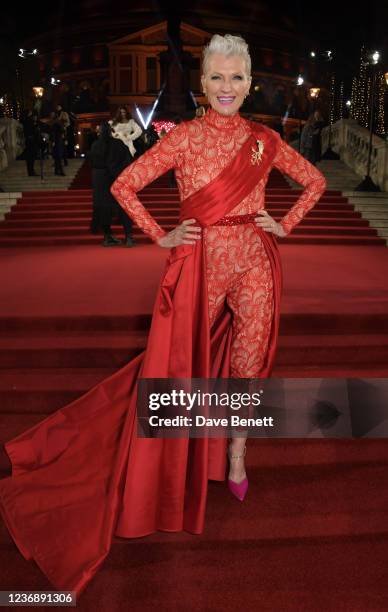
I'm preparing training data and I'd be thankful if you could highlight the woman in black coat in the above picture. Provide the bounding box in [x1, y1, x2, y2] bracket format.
[89, 121, 134, 247]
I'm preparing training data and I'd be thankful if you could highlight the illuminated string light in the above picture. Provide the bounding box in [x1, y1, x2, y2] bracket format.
[338, 80, 344, 120]
[350, 76, 357, 120]
[365, 75, 372, 129]
[352, 46, 385, 135]
[329, 74, 335, 125]
[4, 94, 12, 118]
[356, 46, 368, 127]
[376, 72, 385, 135]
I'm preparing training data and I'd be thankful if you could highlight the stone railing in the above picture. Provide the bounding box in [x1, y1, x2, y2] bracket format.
[0, 118, 25, 171]
[322, 119, 388, 191]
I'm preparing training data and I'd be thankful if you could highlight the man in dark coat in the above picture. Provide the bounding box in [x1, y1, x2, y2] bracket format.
[49, 112, 66, 176]
[89, 122, 134, 247]
[21, 111, 40, 176]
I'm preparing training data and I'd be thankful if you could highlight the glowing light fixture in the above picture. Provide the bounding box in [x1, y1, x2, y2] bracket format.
[32, 86, 44, 97]
[18, 48, 39, 59]
[309, 87, 320, 98]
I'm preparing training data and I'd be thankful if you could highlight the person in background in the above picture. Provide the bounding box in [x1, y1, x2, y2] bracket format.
[109, 106, 142, 158]
[145, 122, 159, 148]
[312, 110, 325, 165]
[272, 116, 284, 139]
[300, 114, 316, 164]
[21, 110, 40, 176]
[56, 105, 70, 167]
[49, 112, 66, 176]
[89, 121, 134, 247]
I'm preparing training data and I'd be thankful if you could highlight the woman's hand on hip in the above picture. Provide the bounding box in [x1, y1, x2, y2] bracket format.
[157, 219, 202, 248]
[255, 210, 287, 237]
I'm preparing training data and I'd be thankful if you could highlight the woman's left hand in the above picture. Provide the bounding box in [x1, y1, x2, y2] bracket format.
[255, 210, 287, 237]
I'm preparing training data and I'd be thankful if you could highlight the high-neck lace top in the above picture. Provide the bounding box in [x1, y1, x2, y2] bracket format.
[111, 108, 326, 241]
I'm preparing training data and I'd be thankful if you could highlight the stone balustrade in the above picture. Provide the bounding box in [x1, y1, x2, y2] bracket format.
[322, 119, 388, 192]
[0, 118, 25, 172]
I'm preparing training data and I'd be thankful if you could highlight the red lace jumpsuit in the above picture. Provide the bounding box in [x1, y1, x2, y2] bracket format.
[111, 108, 327, 377]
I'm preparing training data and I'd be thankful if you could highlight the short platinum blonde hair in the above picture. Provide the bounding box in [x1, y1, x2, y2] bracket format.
[202, 34, 252, 77]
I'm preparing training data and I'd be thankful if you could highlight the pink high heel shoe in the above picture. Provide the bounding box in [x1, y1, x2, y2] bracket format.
[227, 444, 248, 501]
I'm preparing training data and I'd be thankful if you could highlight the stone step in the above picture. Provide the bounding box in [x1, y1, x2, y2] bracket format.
[0, 183, 78, 191]
[0, 192, 22, 198]
[369, 220, 388, 228]
[354, 211, 388, 218]
[0, 159, 83, 171]
[344, 192, 388, 199]
[354, 205, 388, 214]
[317, 173, 361, 179]
[0, 160, 83, 191]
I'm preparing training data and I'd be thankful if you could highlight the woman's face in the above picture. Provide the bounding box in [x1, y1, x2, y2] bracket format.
[120, 108, 127, 119]
[201, 53, 251, 116]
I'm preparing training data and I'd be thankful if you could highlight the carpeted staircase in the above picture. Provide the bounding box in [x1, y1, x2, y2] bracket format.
[0, 167, 385, 247]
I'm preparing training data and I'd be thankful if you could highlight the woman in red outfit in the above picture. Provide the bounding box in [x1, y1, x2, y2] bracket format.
[0, 34, 326, 596]
[111, 37, 326, 497]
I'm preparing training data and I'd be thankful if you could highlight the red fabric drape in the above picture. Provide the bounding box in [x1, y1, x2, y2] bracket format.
[0, 123, 282, 596]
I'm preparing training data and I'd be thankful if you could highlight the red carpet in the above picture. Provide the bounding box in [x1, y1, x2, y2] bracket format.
[0, 166, 384, 247]
[1, 167, 388, 609]
[70, 158, 92, 189]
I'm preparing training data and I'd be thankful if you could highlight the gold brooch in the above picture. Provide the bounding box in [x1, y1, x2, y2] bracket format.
[251, 139, 264, 165]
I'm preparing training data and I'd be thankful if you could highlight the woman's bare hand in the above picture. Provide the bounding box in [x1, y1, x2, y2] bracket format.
[255, 210, 287, 237]
[157, 218, 202, 248]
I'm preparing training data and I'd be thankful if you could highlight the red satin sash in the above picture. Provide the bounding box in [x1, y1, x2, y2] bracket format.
[144, 122, 282, 380]
[179, 124, 278, 226]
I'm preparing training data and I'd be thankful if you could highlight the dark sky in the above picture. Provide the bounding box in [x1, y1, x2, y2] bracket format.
[2, 1, 387, 48]
[1, 0, 387, 87]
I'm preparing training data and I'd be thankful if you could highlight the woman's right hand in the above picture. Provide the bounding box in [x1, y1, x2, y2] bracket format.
[157, 219, 202, 248]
